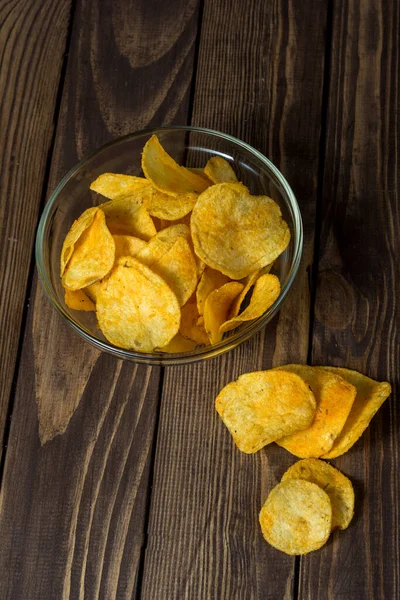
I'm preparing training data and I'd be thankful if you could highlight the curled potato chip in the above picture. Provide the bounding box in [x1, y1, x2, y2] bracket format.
[84, 281, 101, 303]
[215, 371, 316, 453]
[142, 135, 209, 195]
[64, 288, 95, 311]
[100, 196, 156, 240]
[142, 186, 198, 220]
[259, 479, 332, 555]
[282, 459, 354, 530]
[62, 210, 115, 290]
[179, 302, 209, 346]
[96, 256, 180, 352]
[113, 234, 147, 259]
[196, 267, 231, 316]
[188, 167, 213, 185]
[220, 274, 281, 334]
[90, 173, 149, 198]
[191, 183, 290, 279]
[275, 365, 357, 457]
[157, 334, 197, 353]
[204, 281, 244, 344]
[229, 264, 273, 319]
[320, 368, 392, 458]
[204, 156, 238, 183]
[60, 207, 98, 277]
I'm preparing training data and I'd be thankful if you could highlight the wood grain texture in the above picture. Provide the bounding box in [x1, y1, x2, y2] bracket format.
[140, 1, 328, 598]
[0, 0, 72, 455]
[0, 0, 201, 597]
[300, 1, 400, 599]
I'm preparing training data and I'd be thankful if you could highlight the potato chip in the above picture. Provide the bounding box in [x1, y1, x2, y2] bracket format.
[204, 282, 244, 344]
[62, 210, 115, 290]
[220, 274, 281, 334]
[191, 183, 290, 279]
[60, 207, 98, 277]
[96, 256, 180, 352]
[179, 302, 209, 345]
[64, 288, 95, 311]
[320, 368, 392, 458]
[282, 459, 354, 530]
[274, 365, 357, 457]
[84, 281, 101, 303]
[204, 156, 238, 183]
[90, 173, 149, 198]
[188, 167, 213, 185]
[196, 267, 231, 316]
[215, 371, 316, 453]
[259, 479, 332, 555]
[157, 334, 197, 353]
[142, 135, 209, 195]
[113, 234, 147, 259]
[229, 264, 273, 319]
[142, 186, 198, 220]
[100, 196, 156, 240]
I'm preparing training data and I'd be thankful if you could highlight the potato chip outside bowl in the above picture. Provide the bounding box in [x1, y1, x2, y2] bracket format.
[35, 126, 302, 365]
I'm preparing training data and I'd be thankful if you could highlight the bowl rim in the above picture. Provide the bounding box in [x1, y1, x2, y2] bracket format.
[35, 125, 303, 366]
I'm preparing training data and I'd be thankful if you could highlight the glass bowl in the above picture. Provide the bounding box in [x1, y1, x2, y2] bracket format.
[36, 126, 302, 365]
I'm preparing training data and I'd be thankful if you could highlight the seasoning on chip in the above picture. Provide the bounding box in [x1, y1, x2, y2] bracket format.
[90, 173, 149, 198]
[215, 371, 316, 453]
[100, 195, 156, 240]
[259, 479, 332, 555]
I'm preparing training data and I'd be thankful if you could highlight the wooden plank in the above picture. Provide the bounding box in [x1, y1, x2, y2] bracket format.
[0, 0, 201, 597]
[299, 1, 400, 599]
[140, 1, 328, 598]
[0, 0, 72, 455]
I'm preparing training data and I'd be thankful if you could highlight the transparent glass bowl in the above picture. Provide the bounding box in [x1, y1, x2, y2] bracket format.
[36, 126, 302, 365]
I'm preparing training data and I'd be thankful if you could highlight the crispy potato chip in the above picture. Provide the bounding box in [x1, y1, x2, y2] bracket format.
[191, 183, 290, 279]
[100, 196, 156, 240]
[142, 135, 209, 195]
[157, 334, 197, 353]
[204, 156, 238, 183]
[320, 368, 392, 458]
[62, 210, 115, 290]
[142, 186, 198, 220]
[90, 173, 149, 199]
[229, 264, 273, 319]
[64, 288, 95, 311]
[220, 274, 281, 333]
[188, 167, 213, 185]
[204, 282, 244, 344]
[215, 371, 316, 453]
[96, 256, 180, 352]
[282, 459, 354, 530]
[179, 302, 209, 346]
[275, 365, 357, 457]
[259, 479, 332, 555]
[113, 234, 147, 259]
[60, 207, 98, 277]
[196, 267, 231, 316]
[84, 281, 101, 303]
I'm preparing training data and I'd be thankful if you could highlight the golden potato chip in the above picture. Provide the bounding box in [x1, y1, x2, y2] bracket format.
[215, 371, 316, 453]
[282, 459, 354, 530]
[142, 135, 209, 195]
[84, 281, 101, 303]
[259, 479, 332, 555]
[204, 156, 238, 183]
[204, 281, 244, 344]
[113, 234, 147, 259]
[188, 167, 213, 185]
[64, 288, 95, 311]
[60, 207, 98, 277]
[320, 368, 392, 459]
[142, 186, 198, 220]
[179, 302, 209, 346]
[157, 334, 197, 353]
[275, 365, 357, 457]
[90, 173, 149, 198]
[229, 264, 273, 319]
[96, 256, 180, 352]
[196, 267, 231, 316]
[191, 183, 290, 279]
[219, 274, 281, 334]
[62, 210, 115, 290]
[100, 196, 156, 240]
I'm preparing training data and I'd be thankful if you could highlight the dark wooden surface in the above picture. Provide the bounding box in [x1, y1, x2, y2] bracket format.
[0, 0, 398, 599]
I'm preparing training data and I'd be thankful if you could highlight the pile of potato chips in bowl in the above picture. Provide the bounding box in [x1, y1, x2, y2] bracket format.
[36, 127, 302, 364]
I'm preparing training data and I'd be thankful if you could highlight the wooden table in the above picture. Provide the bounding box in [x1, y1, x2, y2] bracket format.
[0, 1, 398, 598]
